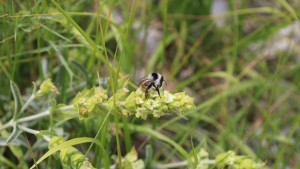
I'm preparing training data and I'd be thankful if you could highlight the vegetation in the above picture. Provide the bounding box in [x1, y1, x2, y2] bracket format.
[1, 0, 300, 168]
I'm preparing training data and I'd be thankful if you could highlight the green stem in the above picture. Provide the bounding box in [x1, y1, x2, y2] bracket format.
[17, 111, 50, 123]
[113, 109, 122, 168]
[1, 104, 72, 132]
[85, 107, 112, 156]
[18, 125, 39, 135]
[20, 94, 35, 113]
[18, 125, 51, 142]
[0, 120, 14, 131]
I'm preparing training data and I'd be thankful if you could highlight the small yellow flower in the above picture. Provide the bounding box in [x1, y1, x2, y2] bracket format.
[78, 98, 86, 104]
[125, 92, 136, 111]
[135, 108, 149, 120]
[135, 97, 144, 105]
[153, 109, 165, 118]
[73, 87, 108, 120]
[143, 100, 159, 110]
[163, 91, 176, 103]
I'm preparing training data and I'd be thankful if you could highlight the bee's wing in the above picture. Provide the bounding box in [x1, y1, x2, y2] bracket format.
[138, 78, 153, 87]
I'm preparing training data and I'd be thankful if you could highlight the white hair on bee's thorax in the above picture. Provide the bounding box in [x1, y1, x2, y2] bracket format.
[147, 73, 154, 80]
[154, 73, 163, 87]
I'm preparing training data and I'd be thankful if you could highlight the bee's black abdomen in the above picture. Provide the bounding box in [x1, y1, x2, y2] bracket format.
[151, 72, 158, 80]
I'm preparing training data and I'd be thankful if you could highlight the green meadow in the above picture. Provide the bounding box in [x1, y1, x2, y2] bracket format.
[1, 0, 300, 168]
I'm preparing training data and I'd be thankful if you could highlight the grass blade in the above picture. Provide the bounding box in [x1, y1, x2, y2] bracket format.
[50, 41, 74, 81]
[50, 0, 108, 65]
[126, 124, 189, 159]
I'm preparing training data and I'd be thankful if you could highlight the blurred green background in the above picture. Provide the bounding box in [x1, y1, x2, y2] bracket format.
[1, 0, 300, 168]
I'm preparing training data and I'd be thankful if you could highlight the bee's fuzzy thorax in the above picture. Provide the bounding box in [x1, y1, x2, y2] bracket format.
[138, 72, 165, 98]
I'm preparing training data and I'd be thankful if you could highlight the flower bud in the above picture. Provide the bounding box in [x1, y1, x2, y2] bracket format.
[40, 79, 59, 95]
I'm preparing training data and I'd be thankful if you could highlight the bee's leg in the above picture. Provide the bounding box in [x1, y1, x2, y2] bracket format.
[145, 91, 148, 98]
[145, 83, 153, 98]
[154, 86, 161, 97]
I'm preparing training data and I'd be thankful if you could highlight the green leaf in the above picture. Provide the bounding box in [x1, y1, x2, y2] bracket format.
[51, 104, 78, 122]
[30, 137, 102, 169]
[0, 155, 18, 169]
[144, 145, 153, 167]
[5, 124, 21, 144]
[277, 0, 298, 20]
[10, 80, 24, 120]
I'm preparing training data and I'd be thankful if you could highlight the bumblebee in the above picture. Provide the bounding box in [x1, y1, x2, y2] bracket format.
[138, 72, 166, 98]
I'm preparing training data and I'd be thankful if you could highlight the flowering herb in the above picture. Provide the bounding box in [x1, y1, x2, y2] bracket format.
[72, 87, 195, 120]
[122, 88, 195, 120]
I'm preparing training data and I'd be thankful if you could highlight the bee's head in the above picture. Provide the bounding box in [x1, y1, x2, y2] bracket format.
[161, 76, 167, 86]
[151, 72, 159, 80]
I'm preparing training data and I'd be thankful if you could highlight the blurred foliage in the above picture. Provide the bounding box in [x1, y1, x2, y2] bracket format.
[1, 0, 300, 168]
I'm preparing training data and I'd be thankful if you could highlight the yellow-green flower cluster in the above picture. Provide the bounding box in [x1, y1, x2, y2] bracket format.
[123, 88, 195, 120]
[40, 79, 59, 95]
[71, 87, 195, 120]
[48, 136, 95, 169]
[73, 87, 108, 120]
[106, 88, 129, 110]
[216, 151, 266, 169]
[171, 92, 195, 112]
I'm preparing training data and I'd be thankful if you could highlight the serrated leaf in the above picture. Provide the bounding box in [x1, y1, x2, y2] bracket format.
[10, 81, 24, 120]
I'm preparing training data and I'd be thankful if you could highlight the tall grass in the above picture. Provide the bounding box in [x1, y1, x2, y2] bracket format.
[1, 0, 300, 168]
